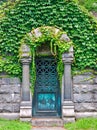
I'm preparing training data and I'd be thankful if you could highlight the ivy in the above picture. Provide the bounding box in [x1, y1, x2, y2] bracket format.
[19, 26, 72, 91]
[0, 0, 97, 79]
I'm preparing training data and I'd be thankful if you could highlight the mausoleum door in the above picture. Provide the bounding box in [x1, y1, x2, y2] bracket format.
[32, 57, 61, 117]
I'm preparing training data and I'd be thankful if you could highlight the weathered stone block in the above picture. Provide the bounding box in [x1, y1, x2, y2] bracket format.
[10, 78, 20, 84]
[0, 77, 21, 114]
[2, 78, 10, 85]
[2, 104, 13, 112]
[1, 78, 20, 85]
[73, 84, 97, 103]
[0, 94, 12, 103]
[13, 85, 21, 94]
[73, 74, 94, 84]
[75, 103, 97, 112]
[0, 84, 21, 94]
[74, 93, 93, 103]
[0, 103, 20, 112]
[0, 85, 10, 94]
[13, 104, 20, 112]
[73, 85, 97, 93]
[12, 94, 21, 103]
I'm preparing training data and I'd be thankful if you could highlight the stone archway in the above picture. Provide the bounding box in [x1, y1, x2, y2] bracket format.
[19, 26, 75, 123]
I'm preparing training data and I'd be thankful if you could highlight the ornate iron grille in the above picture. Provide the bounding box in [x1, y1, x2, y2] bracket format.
[33, 57, 61, 117]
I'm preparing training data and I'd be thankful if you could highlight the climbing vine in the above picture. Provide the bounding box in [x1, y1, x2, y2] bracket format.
[0, 0, 97, 78]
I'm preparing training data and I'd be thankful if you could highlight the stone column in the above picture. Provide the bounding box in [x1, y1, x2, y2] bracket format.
[62, 46, 75, 123]
[20, 44, 32, 121]
[21, 58, 31, 101]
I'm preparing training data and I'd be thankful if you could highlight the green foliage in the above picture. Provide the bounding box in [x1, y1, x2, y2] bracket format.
[65, 118, 97, 130]
[0, 0, 97, 78]
[20, 26, 72, 91]
[78, 0, 97, 12]
[0, 118, 31, 130]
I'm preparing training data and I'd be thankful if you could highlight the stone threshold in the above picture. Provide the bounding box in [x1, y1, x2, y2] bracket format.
[32, 126, 65, 130]
[32, 117, 64, 127]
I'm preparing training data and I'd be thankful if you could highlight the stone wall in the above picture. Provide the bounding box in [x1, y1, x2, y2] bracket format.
[0, 73, 97, 120]
[73, 72, 97, 119]
[0, 77, 21, 119]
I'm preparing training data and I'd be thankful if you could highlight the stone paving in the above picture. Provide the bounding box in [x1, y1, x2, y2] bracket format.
[32, 127, 66, 130]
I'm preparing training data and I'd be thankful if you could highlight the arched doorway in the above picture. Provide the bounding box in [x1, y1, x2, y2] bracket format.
[20, 26, 75, 123]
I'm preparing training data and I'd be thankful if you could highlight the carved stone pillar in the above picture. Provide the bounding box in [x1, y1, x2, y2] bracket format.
[62, 47, 75, 123]
[20, 44, 32, 121]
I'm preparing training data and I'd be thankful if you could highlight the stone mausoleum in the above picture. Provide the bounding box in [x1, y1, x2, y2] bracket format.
[0, 0, 97, 126]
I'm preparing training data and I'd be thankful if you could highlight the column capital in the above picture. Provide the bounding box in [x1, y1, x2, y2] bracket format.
[20, 44, 32, 64]
[21, 57, 31, 64]
[62, 53, 73, 64]
[62, 46, 73, 64]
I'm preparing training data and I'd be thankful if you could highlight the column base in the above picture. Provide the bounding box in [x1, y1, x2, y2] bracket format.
[62, 101, 75, 123]
[20, 101, 32, 122]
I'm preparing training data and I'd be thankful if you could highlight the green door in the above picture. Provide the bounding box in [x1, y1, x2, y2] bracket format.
[32, 57, 61, 117]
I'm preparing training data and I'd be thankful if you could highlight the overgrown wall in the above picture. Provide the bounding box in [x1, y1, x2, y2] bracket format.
[0, 77, 21, 119]
[0, 0, 97, 78]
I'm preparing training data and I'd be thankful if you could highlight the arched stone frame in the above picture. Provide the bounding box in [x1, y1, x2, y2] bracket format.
[19, 26, 75, 123]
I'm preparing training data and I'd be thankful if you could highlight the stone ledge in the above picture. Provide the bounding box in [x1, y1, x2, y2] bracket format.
[20, 118, 32, 122]
[75, 112, 97, 119]
[63, 117, 75, 123]
[0, 113, 20, 120]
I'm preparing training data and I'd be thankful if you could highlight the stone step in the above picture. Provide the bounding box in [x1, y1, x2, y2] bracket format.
[32, 118, 64, 127]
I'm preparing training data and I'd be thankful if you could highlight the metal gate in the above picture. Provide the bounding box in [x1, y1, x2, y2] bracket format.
[32, 57, 61, 117]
